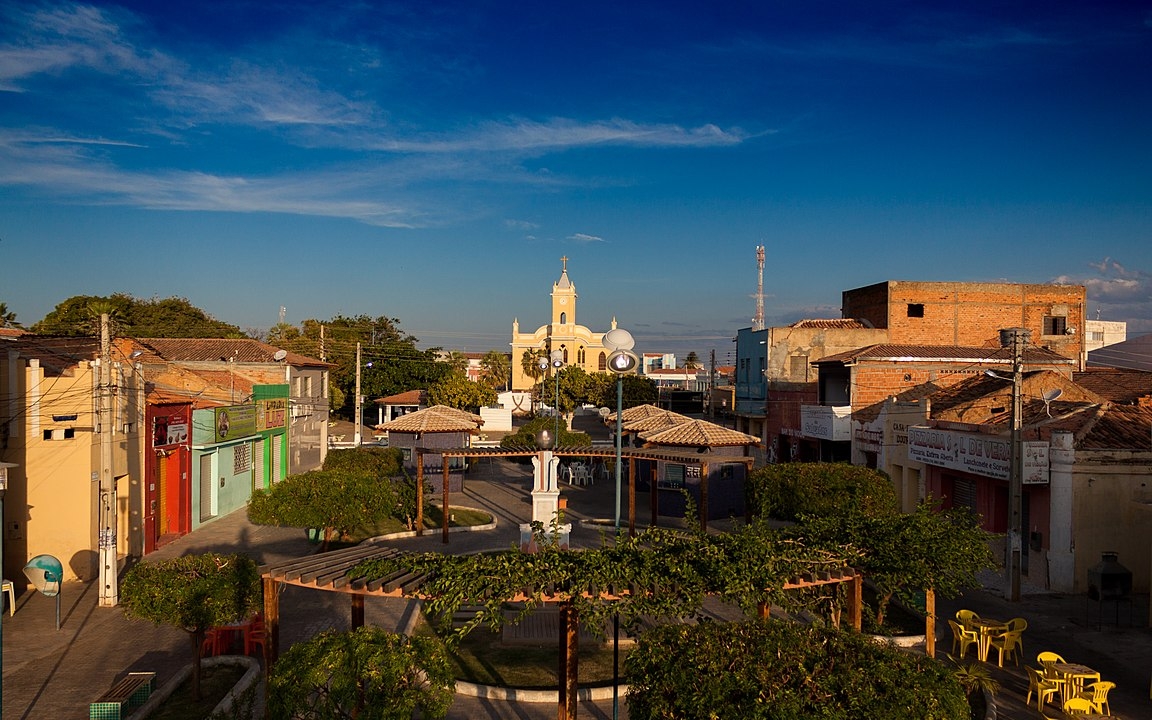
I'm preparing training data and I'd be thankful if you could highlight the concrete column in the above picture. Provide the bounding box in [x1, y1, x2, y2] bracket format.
[1048, 430, 1076, 592]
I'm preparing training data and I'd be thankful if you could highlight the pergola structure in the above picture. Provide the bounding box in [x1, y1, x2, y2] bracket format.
[259, 542, 865, 720]
[413, 445, 756, 542]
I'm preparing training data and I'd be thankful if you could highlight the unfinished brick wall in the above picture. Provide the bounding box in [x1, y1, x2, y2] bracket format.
[842, 281, 1086, 366]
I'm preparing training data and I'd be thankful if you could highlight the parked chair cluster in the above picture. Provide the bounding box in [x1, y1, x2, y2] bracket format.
[951, 610, 1026, 667]
[200, 613, 265, 658]
[1030, 650, 1113, 716]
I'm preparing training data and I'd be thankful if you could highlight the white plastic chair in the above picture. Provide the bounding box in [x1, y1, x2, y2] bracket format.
[2, 579, 15, 616]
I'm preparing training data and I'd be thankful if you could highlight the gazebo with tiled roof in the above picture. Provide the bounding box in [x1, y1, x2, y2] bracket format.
[375, 405, 483, 494]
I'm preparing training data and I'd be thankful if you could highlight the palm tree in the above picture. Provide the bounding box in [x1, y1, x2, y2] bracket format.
[0, 302, 19, 329]
[444, 350, 469, 375]
[480, 350, 510, 391]
[520, 348, 548, 413]
[684, 351, 701, 370]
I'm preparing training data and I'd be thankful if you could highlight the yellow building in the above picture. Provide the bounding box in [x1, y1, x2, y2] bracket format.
[0, 337, 144, 584]
[510, 258, 616, 391]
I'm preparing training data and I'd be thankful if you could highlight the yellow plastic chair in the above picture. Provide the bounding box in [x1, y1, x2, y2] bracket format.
[1025, 666, 1060, 711]
[987, 628, 1023, 667]
[1061, 696, 1094, 715]
[955, 609, 979, 628]
[948, 619, 979, 659]
[1007, 617, 1027, 632]
[1077, 680, 1115, 715]
[1037, 650, 1065, 672]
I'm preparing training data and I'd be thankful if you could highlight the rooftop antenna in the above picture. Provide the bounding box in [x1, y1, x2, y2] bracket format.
[278, 305, 286, 324]
[752, 245, 765, 331]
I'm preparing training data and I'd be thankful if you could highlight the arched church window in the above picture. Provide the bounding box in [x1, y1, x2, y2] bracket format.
[560, 312, 567, 324]
[598, 352, 607, 371]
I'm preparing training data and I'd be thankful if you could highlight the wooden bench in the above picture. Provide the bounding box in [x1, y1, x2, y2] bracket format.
[89, 672, 155, 720]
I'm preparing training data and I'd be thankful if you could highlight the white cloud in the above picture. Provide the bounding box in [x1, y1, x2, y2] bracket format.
[366, 118, 747, 154]
[567, 233, 604, 243]
[1053, 258, 1152, 331]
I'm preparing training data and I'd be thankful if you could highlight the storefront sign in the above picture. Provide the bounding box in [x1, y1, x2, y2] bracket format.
[907, 427, 1049, 483]
[257, 398, 288, 431]
[153, 412, 189, 448]
[214, 405, 257, 442]
[800, 405, 851, 441]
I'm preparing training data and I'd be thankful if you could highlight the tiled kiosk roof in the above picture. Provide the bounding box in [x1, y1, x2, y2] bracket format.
[639, 418, 761, 447]
[374, 404, 483, 433]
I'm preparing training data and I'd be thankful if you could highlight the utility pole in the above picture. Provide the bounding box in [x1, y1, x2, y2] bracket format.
[98, 313, 118, 607]
[319, 324, 326, 362]
[354, 342, 362, 447]
[709, 349, 716, 418]
[1002, 328, 1030, 602]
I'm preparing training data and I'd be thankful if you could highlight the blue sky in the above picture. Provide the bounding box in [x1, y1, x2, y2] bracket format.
[2, 1, 1151, 363]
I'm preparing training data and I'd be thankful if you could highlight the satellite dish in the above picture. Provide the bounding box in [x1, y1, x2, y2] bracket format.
[598, 407, 611, 418]
[273, 349, 288, 361]
[1041, 388, 1062, 417]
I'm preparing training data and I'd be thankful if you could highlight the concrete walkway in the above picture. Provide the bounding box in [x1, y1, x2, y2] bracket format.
[3, 448, 1152, 719]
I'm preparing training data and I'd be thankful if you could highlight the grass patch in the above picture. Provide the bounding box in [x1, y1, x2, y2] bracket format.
[333, 506, 493, 545]
[147, 664, 247, 720]
[444, 625, 629, 688]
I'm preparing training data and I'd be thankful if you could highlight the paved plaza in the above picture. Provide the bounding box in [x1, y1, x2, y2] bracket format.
[2, 444, 1151, 719]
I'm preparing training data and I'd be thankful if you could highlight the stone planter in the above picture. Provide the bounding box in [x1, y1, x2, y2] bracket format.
[127, 655, 261, 720]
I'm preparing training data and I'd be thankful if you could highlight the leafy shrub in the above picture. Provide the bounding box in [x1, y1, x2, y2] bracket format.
[747, 462, 899, 521]
[626, 619, 969, 720]
[499, 416, 591, 451]
[267, 627, 454, 720]
[248, 468, 417, 548]
[323, 445, 405, 476]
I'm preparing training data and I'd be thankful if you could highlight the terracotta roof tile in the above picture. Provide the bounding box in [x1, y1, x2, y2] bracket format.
[374, 405, 483, 433]
[639, 418, 760, 447]
[788, 318, 871, 329]
[1073, 368, 1152, 404]
[622, 411, 693, 432]
[376, 390, 427, 405]
[139, 338, 329, 366]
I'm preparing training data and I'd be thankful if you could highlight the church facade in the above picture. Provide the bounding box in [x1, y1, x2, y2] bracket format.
[510, 259, 618, 391]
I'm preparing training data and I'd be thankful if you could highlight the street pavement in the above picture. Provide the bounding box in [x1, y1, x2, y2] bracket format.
[3, 415, 1152, 719]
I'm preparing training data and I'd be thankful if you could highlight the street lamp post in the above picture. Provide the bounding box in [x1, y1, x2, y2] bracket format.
[603, 327, 637, 720]
[550, 350, 564, 443]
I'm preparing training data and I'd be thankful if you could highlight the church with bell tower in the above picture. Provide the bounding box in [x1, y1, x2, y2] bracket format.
[510, 257, 618, 392]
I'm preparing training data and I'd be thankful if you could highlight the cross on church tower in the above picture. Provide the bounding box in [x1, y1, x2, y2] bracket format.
[561, 255, 568, 272]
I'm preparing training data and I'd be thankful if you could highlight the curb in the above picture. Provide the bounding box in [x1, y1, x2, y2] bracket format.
[364, 506, 498, 542]
[455, 680, 628, 703]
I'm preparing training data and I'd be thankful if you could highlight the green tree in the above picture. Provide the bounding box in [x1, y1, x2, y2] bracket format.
[247, 468, 405, 550]
[267, 627, 454, 720]
[479, 350, 510, 391]
[443, 350, 469, 375]
[32, 294, 243, 337]
[684, 351, 701, 370]
[0, 302, 20, 328]
[747, 462, 900, 522]
[519, 347, 548, 405]
[595, 373, 658, 409]
[427, 374, 497, 411]
[626, 619, 969, 720]
[120, 553, 262, 701]
[794, 500, 997, 626]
